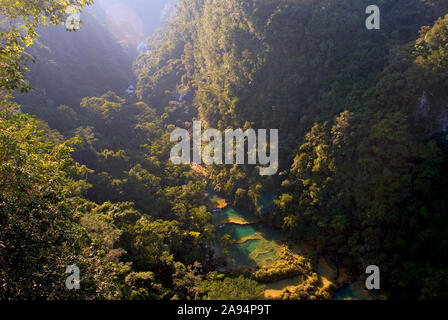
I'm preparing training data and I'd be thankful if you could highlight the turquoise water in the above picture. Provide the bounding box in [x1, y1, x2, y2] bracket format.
[226, 241, 260, 268]
[333, 282, 376, 300]
[334, 286, 356, 300]
[213, 207, 257, 225]
[211, 193, 370, 300]
[216, 217, 284, 269]
[210, 194, 288, 271]
[219, 224, 259, 240]
[258, 193, 277, 214]
[240, 239, 262, 254]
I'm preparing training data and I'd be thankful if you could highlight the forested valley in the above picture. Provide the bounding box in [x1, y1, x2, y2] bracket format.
[1, 0, 448, 300]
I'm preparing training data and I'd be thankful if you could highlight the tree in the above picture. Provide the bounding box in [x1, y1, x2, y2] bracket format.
[0, 112, 84, 298]
[201, 275, 265, 300]
[0, 0, 93, 92]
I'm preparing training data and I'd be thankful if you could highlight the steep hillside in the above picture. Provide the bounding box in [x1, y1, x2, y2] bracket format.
[15, 9, 134, 130]
[134, 0, 448, 299]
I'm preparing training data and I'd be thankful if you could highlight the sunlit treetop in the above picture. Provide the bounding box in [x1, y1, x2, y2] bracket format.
[0, 0, 94, 92]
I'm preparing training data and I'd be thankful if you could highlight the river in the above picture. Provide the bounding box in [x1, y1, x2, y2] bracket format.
[208, 193, 372, 300]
